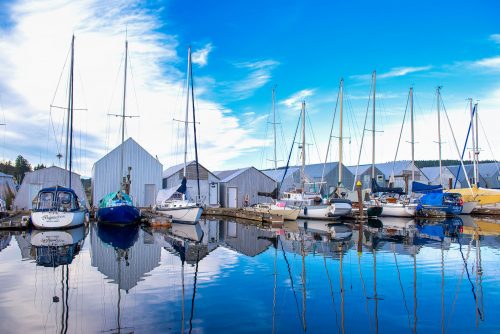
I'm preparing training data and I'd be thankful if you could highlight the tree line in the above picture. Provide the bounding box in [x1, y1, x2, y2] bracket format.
[0, 155, 45, 183]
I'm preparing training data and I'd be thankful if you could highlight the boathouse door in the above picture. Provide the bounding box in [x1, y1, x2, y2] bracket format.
[209, 182, 218, 206]
[144, 184, 156, 207]
[227, 187, 237, 208]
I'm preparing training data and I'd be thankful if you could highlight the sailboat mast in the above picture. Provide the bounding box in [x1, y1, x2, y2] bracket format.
[301, 101, 306, 190]
[469, 99, 476, 185]
[183, 47, 191, 178]
[68, 35, 75, 189]
[119, 39, 128, 188]
[372, 71, 376, 179]
[410, 87, 415, 182]
[339, 78, 344, 186]
[190, 49, 201, 199]
[273, 86, 277, 170]
[437, 86, 442, 186]
[474, 102, 480, 186]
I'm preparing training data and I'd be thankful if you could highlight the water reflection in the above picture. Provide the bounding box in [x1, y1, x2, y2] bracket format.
[0, 216, 498, 333]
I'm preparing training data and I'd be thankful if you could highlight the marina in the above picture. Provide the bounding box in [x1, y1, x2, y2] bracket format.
[0, 216, 498, 333]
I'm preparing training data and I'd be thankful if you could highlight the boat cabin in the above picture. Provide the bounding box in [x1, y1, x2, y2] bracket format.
[33, 187, 82, 212]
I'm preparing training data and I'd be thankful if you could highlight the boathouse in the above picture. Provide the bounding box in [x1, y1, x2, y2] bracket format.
[261, 166, 303, 194]
[162, 160, 220, 206]
[375, 161, 429, 192]
[92, 138, 162, 208]
[421, 166, 462, 189]
[215, 167, 276, 208]
[303, 162, 355, 196]
[347, 164, 386, 190]
[13, 166, 88, 210]
[0, 172, 17, 207]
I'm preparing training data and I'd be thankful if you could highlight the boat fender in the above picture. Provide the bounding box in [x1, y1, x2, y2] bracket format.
[304, 206, 308, 216]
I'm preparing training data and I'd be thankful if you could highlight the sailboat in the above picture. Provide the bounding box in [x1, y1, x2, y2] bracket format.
[444, 100, 498, 211]
[377, 87, 418, 217]
[281, 101, 338, 219]
[154, 47, 203, 224]
[97, 37, 141, 225]
[245, 87, 300, 221]
[31, 35, 87, 229]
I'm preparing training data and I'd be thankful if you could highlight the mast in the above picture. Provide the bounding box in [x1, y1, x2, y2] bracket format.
[437, 87, 442, 186]
[474, 102, 480, 186]
[272, 86, 277, 170]
[119, 39, 128, 189]
[183, 47, 191, 178]
[339, 78, 344, 186]
[68, 35, 75, 189]
[371, 71, 376, 179]
[469, 99, 476, 185]
[190, 48, 201, 199]
[410, 87, 415, 182]
[301, 101, 306, 190]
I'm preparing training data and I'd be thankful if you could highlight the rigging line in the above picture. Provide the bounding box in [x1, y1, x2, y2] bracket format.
[393, 90, 410, 174]
[357, 253, 373, 333]
[279, 236, 304, 330]
[477, 115, 499, 173]
[279, 114, 301, 192]
[188, 248, 201, 334]
[305, 109, 322, 163]
[127, 50, 142, 141]
[353, 83, 372, 190]
[456, 233, 483, 320]
[321, 243, 341, 334]
[393, 251, 412, 330]
[321, 84, 340, 190]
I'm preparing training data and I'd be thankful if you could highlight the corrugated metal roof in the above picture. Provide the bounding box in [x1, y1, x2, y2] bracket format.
[261, 167, 300, 182]
[421, 166, 441, 181]
[346, 164, 372, 175]
[214, 167, 252, 183]
[163, 160, 219, 180]
[302, 162, 339, 179]
[0, 172, 14, 178]
[375, 161, 412, 177]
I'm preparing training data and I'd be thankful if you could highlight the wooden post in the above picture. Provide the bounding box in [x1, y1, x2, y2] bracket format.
[356, 180, 364, 254]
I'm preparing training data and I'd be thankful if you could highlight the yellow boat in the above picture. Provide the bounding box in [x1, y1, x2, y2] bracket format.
[447, 185, 500, 206]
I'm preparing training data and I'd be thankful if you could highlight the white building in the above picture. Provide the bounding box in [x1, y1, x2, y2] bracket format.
[13, 166, 88, 210]
[162, 160, 220, 206]
[421, 166, 462, 189]
[92, 138, 162, 208]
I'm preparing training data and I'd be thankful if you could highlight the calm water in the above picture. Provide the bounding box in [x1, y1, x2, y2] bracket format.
[0, 216, 499, 333]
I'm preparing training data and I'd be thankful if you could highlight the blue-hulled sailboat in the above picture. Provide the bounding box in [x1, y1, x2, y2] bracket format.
[97, 38, 140, 225]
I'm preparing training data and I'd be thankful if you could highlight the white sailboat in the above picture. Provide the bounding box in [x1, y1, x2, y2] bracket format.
[281, 101, 338, 219]
[378, 87, 417, 217]
[155, 47, 203, 224]
[31, 35, 87, 229]
[244, 87, 300, 220]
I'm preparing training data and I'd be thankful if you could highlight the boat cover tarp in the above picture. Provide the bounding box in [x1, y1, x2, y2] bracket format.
[412, 181, 443, 194]
[371, 178, 404, 194]
[99, 191, 133, 208]
[419, 193, 444, 206]
[257, 188, 279, 199]
[156, 178, 191, 204]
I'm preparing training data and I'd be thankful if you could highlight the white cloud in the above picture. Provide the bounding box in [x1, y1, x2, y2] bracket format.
[280, 89, 315, 108]
[191, 42, 213, 67]
[471, 56, 500, 70]
[228, 59, 279, 100]
[489, 33, 500, 44]
[351, 66, 432, 80]
[0, 0, 264, 175]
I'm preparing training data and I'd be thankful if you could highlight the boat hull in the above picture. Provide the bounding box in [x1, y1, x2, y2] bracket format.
[460, 201, 478, 214]
[299, 205, 335, 220]
[156, 206, 203, 224]
[97, 205, 140, 225]
[379, 203, 416, 217]
[31, 210, 86, 229]
[244, 206, 300, 220]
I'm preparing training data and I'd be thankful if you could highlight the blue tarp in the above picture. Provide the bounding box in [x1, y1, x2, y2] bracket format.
[419, 192, 444, 206]
[417, 224, 445, 240]
[412, 181, 443, 194]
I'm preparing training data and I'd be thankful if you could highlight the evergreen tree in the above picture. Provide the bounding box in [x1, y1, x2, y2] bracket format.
[14, 155, 32, 184]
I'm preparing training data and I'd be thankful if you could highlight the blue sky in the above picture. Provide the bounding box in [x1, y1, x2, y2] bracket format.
[0, 0, 499, 176]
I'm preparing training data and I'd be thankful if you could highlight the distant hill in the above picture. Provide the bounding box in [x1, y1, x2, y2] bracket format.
[415, 160, 497, 168]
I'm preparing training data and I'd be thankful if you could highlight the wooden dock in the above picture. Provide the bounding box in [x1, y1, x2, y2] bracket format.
[472, 204, 500, 216]
[0, 212, 30, 230]
[203, 207, 284, 224]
